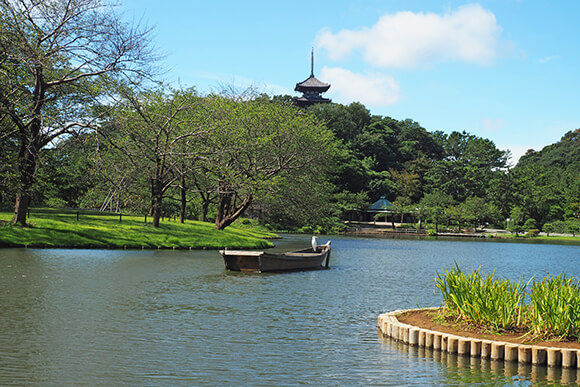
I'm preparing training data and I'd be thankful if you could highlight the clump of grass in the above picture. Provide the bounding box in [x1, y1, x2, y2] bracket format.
[436, 264, 580, 341]
[528, 274, 580, 341]
[435, 263, 529, 332]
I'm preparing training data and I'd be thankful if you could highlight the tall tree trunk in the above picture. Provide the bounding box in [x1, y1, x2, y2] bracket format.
[215, 192, 252, 230]
[201, 200, 209, 222]
[150, 179, 163, 228]
[11, 119, 41, 226]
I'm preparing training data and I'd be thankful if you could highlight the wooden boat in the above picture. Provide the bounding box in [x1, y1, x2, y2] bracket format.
[220, 243, 331, 273]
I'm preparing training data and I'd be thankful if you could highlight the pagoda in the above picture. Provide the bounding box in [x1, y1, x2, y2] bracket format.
[294, 50, 331, 108]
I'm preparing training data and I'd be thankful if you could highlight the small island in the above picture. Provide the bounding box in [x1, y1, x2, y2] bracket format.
[380, 265, 580, 368]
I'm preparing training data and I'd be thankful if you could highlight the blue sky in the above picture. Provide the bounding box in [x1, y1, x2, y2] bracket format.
[120, 0, 580, 164]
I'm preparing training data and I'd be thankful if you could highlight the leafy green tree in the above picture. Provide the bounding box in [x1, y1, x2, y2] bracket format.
[332, 190, 369, 222]
[568, 223, 580, 237]
[523, 218, 537, 231]
[308, 102, 370, 144]
[201, 96, 339, 230]
[510, 206, 525, 226]
[543, 223, 554, 237]
[34, 134, 97, 207]
[419, 190, 454, 232]
[511, 129, 580, 225]
[101, 86, 203, 227]
[390, 169, 422, 203]
[509, 224, 523, 236]
[352, 118, 400, 171]
[425, 131, 509, 202]
[0, 0, 155, 225]
[391, 196, 414, 226]
[457, 196, 500, 231]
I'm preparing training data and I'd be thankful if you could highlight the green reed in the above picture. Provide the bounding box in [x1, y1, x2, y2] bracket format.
[435, 263, 528, 331]
[528, 274, 580, 340]
[436, 265, 580, 341]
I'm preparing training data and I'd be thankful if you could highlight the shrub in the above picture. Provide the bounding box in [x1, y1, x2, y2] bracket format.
[526, 229, 540, 237]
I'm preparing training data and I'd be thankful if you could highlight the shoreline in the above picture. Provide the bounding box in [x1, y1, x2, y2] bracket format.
[345, 227, 579, 244]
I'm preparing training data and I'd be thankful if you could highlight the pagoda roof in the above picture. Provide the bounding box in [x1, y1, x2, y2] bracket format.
[294, 95, 331, 107]
[295, 75, 331, 92]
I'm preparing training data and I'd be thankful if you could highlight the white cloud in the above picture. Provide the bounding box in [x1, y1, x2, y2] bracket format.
[316, 4, 502, 69]
[320, 66, 400, 106]
[481, 118, 505, 132]
[538, 55, 558, 63]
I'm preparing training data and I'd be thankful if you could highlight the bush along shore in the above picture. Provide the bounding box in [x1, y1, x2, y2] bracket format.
[435, 263, 580, 342]
[0, 210, 277, 250]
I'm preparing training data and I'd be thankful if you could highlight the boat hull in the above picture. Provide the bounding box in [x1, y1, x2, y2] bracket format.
[220, 247, 331, 273]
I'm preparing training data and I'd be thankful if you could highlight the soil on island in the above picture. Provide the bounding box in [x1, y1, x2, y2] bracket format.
[396, 308, 580, 350]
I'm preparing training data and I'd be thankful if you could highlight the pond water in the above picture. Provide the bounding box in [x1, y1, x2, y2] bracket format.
[1, 236, 579, 385]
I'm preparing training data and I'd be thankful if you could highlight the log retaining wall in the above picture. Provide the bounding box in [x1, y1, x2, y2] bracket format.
[379, 309, 580, 368]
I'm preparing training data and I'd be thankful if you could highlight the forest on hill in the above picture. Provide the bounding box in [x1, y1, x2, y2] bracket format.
[2, 92, 578, 234]
[1, 0, 578, 234]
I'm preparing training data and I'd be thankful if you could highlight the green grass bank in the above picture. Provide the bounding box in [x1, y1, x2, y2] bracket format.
[0, 210, 277, 250]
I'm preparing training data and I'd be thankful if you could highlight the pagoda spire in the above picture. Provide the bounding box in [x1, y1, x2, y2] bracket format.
[310, 48, 314, 77]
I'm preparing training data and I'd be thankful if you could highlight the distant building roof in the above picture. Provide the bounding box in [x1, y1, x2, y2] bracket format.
[367, 196, 394, 212]
[295, 75, 331, 92]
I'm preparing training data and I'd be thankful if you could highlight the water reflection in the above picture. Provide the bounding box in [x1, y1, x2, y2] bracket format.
[381, 335, 580, 385]
[1, 236, 579, 385]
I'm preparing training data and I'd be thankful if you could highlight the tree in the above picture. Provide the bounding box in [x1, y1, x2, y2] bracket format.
[201, 96, 338, 230]
[523, 218, 537, 231]
[510, 224, 523, 237]
[457, 196, 499, 231]
[425, 131, 509, 202]
[419, 190, 454, 232]
[0, 0, 154, 225]
[100, 86, 203, 227]
[391, 196, 413, 226]
[543, 223, 554, 237]
[308, 102, 370, 144]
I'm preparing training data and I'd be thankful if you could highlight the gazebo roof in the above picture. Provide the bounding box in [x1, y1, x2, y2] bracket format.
[367, 196, 394, 212]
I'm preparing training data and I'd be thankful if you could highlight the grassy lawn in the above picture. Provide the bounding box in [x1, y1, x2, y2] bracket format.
[0, 210, 277, 249]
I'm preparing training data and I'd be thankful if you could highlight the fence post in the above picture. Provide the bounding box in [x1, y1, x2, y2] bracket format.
[77, 211, 79, 221]
[144, 215, 147, 223]
[119, 213, 122, 222]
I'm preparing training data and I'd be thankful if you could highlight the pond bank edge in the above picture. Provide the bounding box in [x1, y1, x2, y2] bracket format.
[379, 308, 579, 368]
